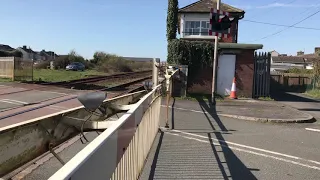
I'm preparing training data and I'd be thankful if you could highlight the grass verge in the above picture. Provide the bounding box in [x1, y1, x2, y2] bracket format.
[0, 78, 12, 82]
[33, 69, 108, 82]
[304, 89, 320, 99]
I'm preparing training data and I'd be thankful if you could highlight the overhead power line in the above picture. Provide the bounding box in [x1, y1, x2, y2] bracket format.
[251, 8, 320, 42]
[243, 19, 320, 30]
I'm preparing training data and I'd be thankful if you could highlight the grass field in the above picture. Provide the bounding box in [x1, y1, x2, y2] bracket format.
[33, 69, 108, 82]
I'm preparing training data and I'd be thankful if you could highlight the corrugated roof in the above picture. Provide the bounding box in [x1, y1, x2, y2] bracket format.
[179, 0, 244, 13]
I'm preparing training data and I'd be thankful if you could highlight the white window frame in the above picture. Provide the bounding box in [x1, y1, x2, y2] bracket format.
[183, 20, 210, 37]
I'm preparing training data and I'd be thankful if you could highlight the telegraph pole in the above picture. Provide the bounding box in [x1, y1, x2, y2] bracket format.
[211, 0, 220, 105]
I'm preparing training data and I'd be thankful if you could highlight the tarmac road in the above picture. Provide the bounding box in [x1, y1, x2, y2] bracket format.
[140, 99, 320, 180]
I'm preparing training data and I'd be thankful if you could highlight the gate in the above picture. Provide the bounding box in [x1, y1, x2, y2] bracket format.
[253, 52, 271, 98]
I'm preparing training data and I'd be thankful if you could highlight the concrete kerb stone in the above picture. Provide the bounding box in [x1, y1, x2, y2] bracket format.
[218, 98, 315, 123]
[218, 113, 315, 123]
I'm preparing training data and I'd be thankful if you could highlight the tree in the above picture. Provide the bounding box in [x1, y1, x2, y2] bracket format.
[166, 0, 178, 41]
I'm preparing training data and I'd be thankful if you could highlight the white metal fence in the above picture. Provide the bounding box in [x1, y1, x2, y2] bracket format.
[49, 84, 162, 180]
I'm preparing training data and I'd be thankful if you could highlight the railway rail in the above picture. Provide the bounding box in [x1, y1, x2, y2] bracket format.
[0, 70, 152, 96]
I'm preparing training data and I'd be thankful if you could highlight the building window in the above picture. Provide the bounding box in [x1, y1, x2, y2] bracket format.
[184, 21, 210, 36]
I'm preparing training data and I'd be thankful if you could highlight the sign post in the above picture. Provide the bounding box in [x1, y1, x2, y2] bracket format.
[211, 0, 221, 105]
[210, 0, 232, 104]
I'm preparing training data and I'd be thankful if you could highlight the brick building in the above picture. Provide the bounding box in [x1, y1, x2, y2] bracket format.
[177, 0, 265, 98]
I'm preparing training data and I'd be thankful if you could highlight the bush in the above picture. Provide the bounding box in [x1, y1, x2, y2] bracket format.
[285, 68, 313, 74]
[34, 61, 50, 69]
[97, 54, 133, 73]
[53, 56, 70, 69]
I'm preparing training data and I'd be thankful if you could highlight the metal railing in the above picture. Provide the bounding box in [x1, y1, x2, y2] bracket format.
[49, 84, 162, 180]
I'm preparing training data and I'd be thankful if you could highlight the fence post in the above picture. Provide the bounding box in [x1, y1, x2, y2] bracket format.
[152, 58, 159, 88]
[12, 57, 15, 81]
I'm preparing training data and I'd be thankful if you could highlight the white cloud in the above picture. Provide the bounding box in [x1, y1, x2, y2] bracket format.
[257, 3, 317, 9]
[232, 3, 317, 10]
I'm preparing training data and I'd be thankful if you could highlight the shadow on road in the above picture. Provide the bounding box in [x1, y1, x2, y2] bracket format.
[196, 97, 258, 180]
[271, 91, 318, 103]
[148, 131, 164, 180]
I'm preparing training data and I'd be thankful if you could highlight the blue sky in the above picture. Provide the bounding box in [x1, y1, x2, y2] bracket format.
[0, 0, 319, 60]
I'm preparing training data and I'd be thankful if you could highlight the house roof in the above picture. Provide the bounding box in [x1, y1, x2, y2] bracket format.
[298, 53, 317, 58]
[179, 0, 244, 13]
[0, 44, 15, 51]
[19, 47, 36, 54]
[40, 50, 58, 57]
[272, 56, 306, 63]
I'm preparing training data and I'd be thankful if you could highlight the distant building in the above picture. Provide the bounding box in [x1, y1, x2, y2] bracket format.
[17, 45, 37, 61]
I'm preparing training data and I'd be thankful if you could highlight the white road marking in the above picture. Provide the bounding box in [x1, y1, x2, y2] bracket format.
[305, 128, 320, 133]
[169, 129, 320, 166]
[35, 90, 68, 96]
[2, 99, 29, 104]
[161, 105, 206, 114]
[165, 131, 320, 170]
[0, 100, 21, 105]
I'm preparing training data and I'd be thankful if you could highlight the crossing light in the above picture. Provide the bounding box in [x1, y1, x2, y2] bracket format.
[219, 15, 233, 30]
[211, 14, 236, 31]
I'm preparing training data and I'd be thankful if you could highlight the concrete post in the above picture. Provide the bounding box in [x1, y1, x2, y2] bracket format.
[152, 58, 159, 88]
[50, 61, 54, 70]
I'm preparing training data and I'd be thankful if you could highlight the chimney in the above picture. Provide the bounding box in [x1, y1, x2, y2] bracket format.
[315, 47, 320, 57]
[297, 51, 304, 56]
[23, 45, 27, 49]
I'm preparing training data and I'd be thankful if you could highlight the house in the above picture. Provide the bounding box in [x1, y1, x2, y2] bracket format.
[270, 48, 320, 72]
[271, 56, 306, 72]
[177, 0, 264, 98]
[37, 50, 58, 61]
[17, 45, 37, 61]
[178, 0, 245, 42]
[270, 50, 280, 57]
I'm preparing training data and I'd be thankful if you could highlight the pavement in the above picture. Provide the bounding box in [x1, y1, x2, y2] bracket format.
[139, 98, 320, 180]
[165, 98, 314, 123]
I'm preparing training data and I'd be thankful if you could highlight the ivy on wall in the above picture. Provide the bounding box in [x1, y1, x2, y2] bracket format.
[168, 39, 215, 76]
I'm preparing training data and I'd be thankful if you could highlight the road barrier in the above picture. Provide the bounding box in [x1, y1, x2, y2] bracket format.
[49, 84, 162, 180]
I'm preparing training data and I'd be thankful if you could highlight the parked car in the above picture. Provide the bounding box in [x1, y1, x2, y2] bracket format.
[66, 62, 85, 71]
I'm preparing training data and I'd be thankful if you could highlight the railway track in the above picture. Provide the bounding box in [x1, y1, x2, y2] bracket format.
[41, 70, 152, 86]
[0, 75, 152, 114]
[0, 70, 152, 96]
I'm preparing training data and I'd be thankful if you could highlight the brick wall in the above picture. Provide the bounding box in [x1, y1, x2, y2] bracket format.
[187, 67, 212, 94]
[235, 50, 255, 97]
[187, 49, 255, 98]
